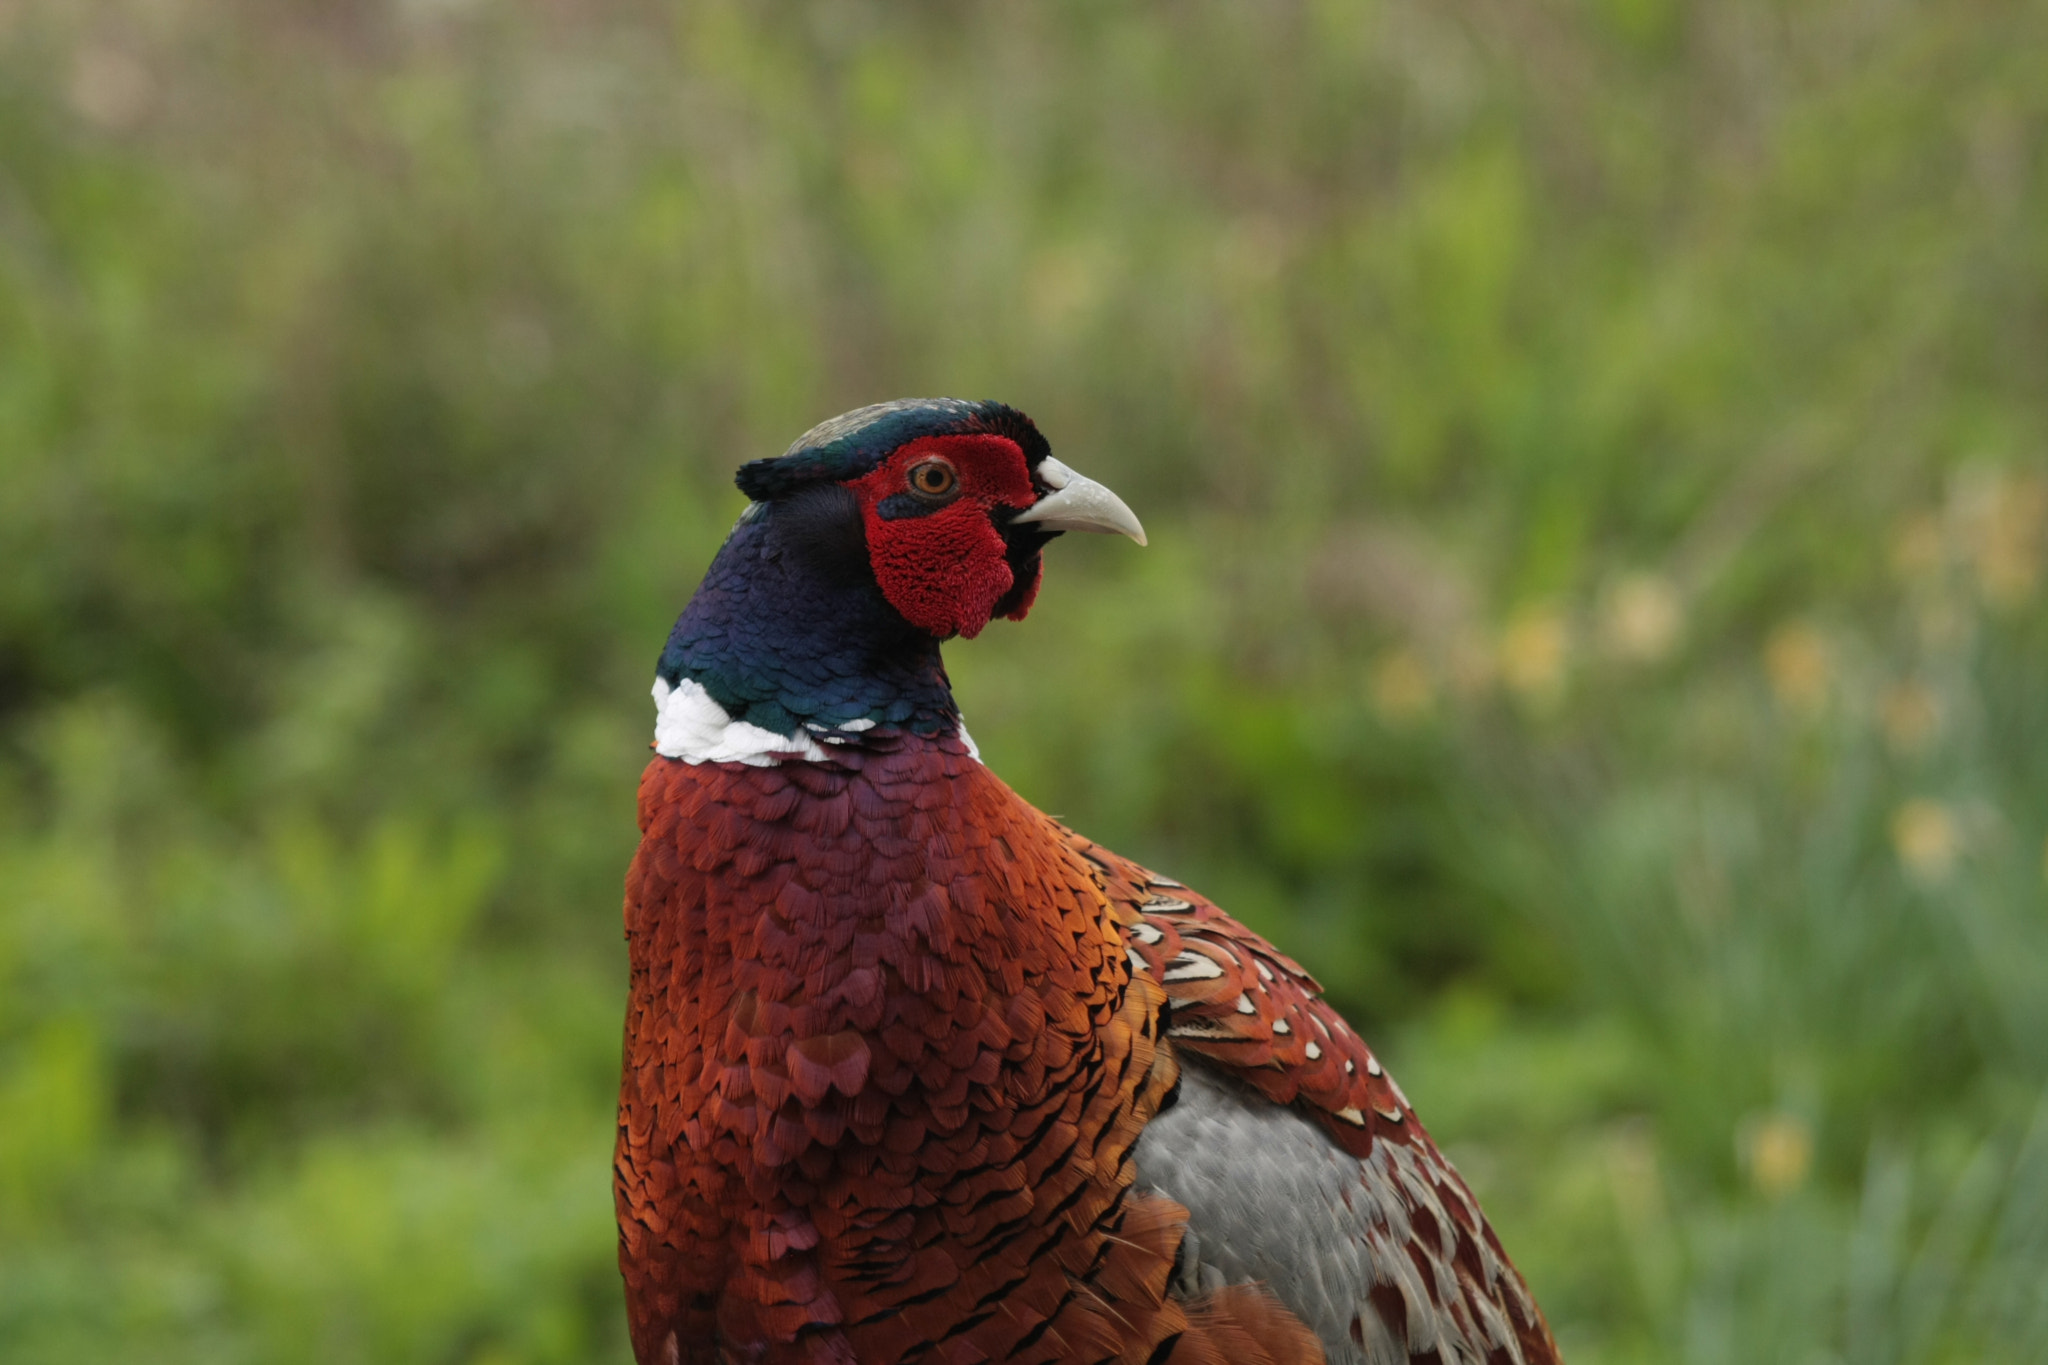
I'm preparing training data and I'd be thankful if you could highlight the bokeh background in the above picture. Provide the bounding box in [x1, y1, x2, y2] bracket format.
[4, 1, 2047, 1360]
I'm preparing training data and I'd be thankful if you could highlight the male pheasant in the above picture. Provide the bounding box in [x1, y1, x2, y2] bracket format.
[615, 399, 1562, 1365]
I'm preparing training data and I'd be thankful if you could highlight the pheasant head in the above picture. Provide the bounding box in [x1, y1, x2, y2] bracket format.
[734, 396, 1144, 637]
[655, 399, 1144, 758]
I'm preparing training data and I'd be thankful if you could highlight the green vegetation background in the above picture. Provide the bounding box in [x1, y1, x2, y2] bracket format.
[4, 2, 2046, 1360]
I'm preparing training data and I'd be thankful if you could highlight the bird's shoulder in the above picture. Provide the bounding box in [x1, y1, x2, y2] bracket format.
[1067, 831, 1415, 1156]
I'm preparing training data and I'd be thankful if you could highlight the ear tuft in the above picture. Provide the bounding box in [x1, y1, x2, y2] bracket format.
[735, 455, 832, 502]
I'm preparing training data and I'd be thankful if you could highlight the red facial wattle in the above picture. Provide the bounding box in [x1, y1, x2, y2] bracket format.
[852, 434, 1039, 639]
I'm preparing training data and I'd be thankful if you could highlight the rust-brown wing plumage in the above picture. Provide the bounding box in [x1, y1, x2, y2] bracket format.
[1070, 835, 1562, 1365]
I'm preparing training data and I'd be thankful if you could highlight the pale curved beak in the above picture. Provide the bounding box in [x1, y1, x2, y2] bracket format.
[1010, 457, 1148, 546]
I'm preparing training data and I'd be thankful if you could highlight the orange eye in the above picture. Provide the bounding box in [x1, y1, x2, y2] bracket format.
[907, 459, 958, 499]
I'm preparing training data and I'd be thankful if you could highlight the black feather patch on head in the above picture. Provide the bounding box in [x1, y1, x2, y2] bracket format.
[734, 398, 1051, 501]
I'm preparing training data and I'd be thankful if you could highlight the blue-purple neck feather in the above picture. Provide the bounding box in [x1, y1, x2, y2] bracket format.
[658, 398, 1051, 742]
[656, 488, 960, 738]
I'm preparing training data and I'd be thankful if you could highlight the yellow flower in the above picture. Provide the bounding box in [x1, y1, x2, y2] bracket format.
[1891, 799, 1959, 880]
[1601, 573, 1683, 664]
[1974, 472, 2046, 609]
[1742, 1113, 1813, 1199]
[1370, 648, 1435, 725]
[1765, 622, 1830, 714]
[1499, 607, 1569, 707]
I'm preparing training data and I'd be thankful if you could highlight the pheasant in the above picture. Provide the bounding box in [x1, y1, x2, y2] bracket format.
[615, 399, 1561, 1365]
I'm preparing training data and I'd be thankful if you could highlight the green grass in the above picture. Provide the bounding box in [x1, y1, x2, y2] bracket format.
[3, 2, 2046, 1361]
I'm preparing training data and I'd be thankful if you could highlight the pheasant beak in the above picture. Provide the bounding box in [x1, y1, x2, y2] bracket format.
[1010, 458, 1148, 546]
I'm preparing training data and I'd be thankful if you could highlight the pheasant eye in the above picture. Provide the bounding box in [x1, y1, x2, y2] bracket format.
[907, 459, 958, 499]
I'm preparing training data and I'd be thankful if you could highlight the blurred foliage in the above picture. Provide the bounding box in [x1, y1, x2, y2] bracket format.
[3, 0, 2047, 1361]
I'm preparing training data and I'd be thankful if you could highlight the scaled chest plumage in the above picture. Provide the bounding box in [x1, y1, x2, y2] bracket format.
[616, 737, 1264, 1363]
